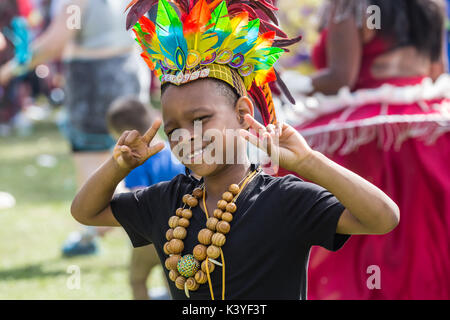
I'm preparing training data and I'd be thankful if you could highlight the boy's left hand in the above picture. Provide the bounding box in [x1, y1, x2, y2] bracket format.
[239, 114, 313, 174]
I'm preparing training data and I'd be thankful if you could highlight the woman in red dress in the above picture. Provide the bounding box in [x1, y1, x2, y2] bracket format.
[281, 0, 450, 299]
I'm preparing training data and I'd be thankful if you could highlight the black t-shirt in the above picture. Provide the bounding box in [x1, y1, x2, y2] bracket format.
[110, 168, 350, 300]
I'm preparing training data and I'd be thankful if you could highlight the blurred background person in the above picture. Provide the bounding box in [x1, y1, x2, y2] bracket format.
[0, 0, 31, 136]
[279, 0, 450, 299]
[0, 0, 150, 256]
[277, 0, 325, 76]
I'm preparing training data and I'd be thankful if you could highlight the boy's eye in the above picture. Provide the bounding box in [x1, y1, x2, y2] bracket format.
[194, 115, 210, 123]
[166, 128, 177, 137]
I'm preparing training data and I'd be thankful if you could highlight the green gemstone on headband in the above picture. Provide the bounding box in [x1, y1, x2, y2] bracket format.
[216, 49, 233, 64]
[186, 50, 202, 69]
[229, 53, 244, 68]
[175, 47, 186, 71]
[238, 64, 254, 77]
[201, 51, 217, 65]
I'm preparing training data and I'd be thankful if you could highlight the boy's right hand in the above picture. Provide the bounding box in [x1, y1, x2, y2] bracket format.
[113, 119, 165, 171]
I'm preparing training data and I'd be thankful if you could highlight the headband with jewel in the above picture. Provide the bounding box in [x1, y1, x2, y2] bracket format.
[127, 0, 301, 125]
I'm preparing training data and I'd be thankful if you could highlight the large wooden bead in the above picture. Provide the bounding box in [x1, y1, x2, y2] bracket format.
[193, 244, 207, 261]
[213, 209, 223, 219]
[206, 245, 221, 259]
[194, 270, 208, 284]
[165, 228, 174, 241]
[222, 191, 234, 202]
[168, 239, 184, 254]
[221, 211, 233, 223]
[169, 269, 179, 282]
[206, 217, 219, 231]
[165, 255, 181, 270]
[173, 226, 187, 240]
[175, 276, 186, 290]
[178, 217, 190, 228]
[186, 277, 199, 291]
[187, 196, 198, 208]
[198, 228, 213, 245]
[211, 232, 226, 247]
[217, 200, 228, 210]
[175, 208, 183, 217]
[229, 184, 240, 195]
[201, 260, 215, 273]
[192, 187, 203, 199]
[225, 202, 237, 213]
[163, 242, 171, 255]
[168, 216, 179, 228]
[216, 220, 231, 234]
[181, 208, 193, 219]
[182, 194, 191, 204]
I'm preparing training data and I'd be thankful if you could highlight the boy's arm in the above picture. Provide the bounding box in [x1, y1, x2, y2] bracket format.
[71, 120, 165, 227]
[294, 151, 399, 235]
[240, 115, 400, 236]
[71, 157, 130, 226]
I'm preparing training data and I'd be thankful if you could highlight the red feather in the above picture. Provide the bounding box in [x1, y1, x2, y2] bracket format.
[183, 0, 211, 33]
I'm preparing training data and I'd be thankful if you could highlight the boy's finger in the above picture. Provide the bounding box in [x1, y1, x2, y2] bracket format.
[263, 132, 273, 157]
[120, 145, 135, 163]
[267, 124, 276, 136]
[276, 122, 283, 136]
[148, 142, 165, 157]
[143, 118, 162, 144]
[117, 130, 130, 146]
[120, 145, 132, 154]
[124, 130, 140, 145]
[244, 114, 266, 136]
[239, 129, 267, 153]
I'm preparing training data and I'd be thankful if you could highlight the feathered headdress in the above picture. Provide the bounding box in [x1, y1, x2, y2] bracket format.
[126, 0, 301, 125]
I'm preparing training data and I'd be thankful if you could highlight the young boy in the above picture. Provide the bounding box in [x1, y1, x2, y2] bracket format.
[70, 0, 399, 300]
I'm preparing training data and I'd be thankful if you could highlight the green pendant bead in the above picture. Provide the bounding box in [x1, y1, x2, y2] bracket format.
[177, 254, 200, 278]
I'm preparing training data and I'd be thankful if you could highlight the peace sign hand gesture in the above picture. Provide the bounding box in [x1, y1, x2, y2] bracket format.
[239, 114, 314, 174]
[113, 119, 165, 170]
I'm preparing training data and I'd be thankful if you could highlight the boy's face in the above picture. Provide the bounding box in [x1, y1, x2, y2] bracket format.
[161, 79, 253, 177]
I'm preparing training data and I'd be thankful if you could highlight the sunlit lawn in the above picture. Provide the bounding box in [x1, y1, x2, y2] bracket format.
[0, 117, 164, 299]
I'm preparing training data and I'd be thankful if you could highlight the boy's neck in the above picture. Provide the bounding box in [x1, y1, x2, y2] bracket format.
[203, 161, 251, 200]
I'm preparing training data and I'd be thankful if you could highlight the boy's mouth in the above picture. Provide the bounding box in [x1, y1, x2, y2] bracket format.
[183, 142, 214, 163]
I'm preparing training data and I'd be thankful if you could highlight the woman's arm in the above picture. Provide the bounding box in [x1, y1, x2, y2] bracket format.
[310, 13, 363, 95]
[29, 0, 87, 68]
[429, 0, 448, 80]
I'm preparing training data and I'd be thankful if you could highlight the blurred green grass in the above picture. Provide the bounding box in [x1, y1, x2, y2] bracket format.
[0, 119, 164, 299]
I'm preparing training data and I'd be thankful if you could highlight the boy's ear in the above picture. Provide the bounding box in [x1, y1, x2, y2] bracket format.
[235, 96, 254, 129]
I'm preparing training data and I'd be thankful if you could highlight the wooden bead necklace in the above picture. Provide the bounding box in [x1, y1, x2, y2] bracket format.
[163, 165, 261, 299]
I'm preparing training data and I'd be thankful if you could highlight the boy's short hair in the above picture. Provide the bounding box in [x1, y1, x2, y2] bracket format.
[161, 78, 239, 108]
[107, 97, 155, 135]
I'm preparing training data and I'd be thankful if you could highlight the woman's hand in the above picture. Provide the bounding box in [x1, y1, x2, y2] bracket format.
[239, 114, 313, 174]
[112, 119, 165, 170]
